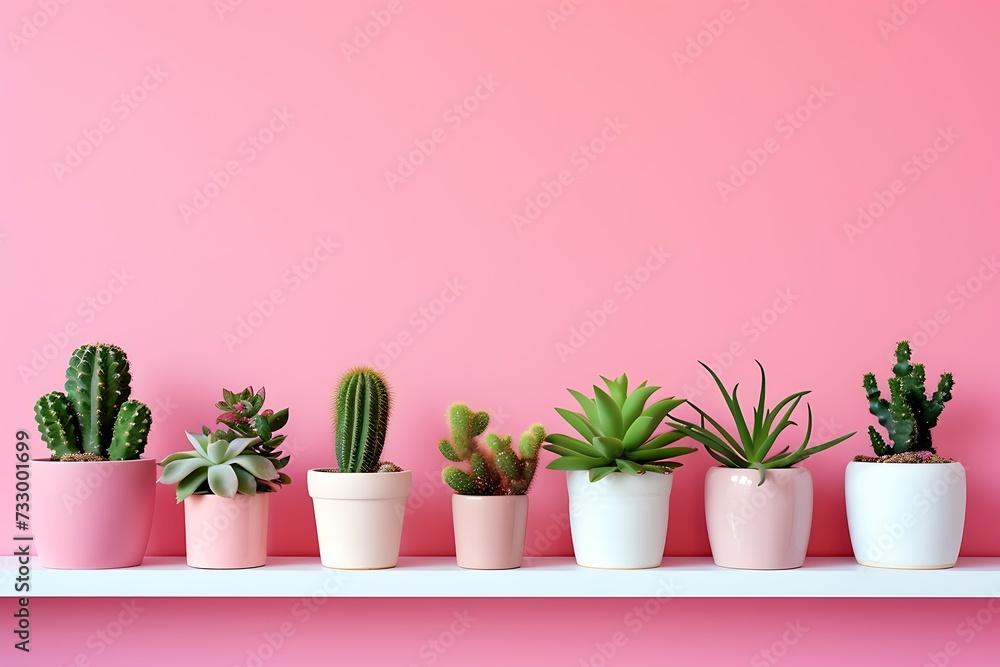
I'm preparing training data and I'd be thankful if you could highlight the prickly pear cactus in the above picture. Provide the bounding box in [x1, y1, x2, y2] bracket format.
[439, 403, 545, 495]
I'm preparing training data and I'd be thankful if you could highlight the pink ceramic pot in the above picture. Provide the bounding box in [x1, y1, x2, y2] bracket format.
[184, 493, 269, 569]
[704, 467, 813, 570]
[452, 495, 528, 570]
[32, 458, 156, 569]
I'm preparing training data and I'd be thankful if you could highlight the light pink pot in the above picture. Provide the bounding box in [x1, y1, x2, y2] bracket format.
[705, 467, 813, 570]
[32, 458, 156, 569]
[184, 493, 269, 569]
[452, 495, 528, 570]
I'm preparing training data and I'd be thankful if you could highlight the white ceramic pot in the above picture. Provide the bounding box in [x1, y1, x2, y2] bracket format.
[845, 461, 966, 569]
[566, 470, 673, 569]
[704, 467, 813, 570]
[307, 469, 411, 569]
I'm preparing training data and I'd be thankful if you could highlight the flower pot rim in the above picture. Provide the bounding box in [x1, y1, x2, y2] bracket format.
[452, 493, 529, 501]
[846, 459, 963, 466]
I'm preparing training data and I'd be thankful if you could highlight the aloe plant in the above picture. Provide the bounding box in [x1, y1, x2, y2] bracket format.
[863, 341, 954, 457]
[669, 361, 855, 485]
[158, 432, 279, 502]
[439, 403, 545, 495]
[33, 343, 152, 461]
[542, 374, 697, 483]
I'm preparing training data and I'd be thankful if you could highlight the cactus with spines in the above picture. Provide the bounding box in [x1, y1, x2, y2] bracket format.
[864, 341, 954, 457]
[33, 344, 152, 461]
[334, 367, 397, 473]
[439, 403, 545, 495]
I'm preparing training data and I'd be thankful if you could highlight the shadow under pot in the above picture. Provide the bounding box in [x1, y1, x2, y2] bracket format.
[184, 492, 269, 569]
[307, 469, 411, 569]
[452, 495, 529, 570]
[32, 458, 156, 569]
[704, 467, 813, 570]
[845, 461, 966, 569]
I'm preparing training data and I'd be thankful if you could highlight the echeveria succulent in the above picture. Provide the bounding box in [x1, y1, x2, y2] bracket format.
[158, 432, 279, 502]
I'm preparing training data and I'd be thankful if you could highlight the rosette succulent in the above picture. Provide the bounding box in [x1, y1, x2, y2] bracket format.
[158, 432, 279, 502]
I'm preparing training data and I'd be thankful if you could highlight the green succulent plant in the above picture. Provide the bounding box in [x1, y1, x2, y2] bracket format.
[864, 341, 954, 457]
[439, 403, 545, 495]
[542, 374, 697, 483]
[33, 343, 152, 461]
[333, 367, 398, 473]
[669, 361, 855, 485]
[158, 432, 279, 502]
[208, 386, 291, 487]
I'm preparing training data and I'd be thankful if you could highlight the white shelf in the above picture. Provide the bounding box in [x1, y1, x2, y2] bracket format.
[3, 557, 998, 598]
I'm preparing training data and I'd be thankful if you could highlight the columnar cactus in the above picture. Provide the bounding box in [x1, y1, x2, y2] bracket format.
[439, 403, 545, 495]
[864, 341, 954, 456]
[33, 343, 152, 461]
[334, 367, 394, 473]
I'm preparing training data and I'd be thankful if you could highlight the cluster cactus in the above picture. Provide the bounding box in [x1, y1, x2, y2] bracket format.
[208, 386, 291, 486]
[863, 341, 954, 457]
[334, 367, 398, 472]
[33, 343, 152, 461]
[439, 404, 545, 495]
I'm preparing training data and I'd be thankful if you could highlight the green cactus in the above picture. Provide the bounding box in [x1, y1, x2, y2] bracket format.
[33, 392, 80, 458]
[864, 341, 954, 456]
[33, 343, 152, 461]
[109, 400, 153, 460]
[439, 404, 545, 495]
[334, 367, 394, 473]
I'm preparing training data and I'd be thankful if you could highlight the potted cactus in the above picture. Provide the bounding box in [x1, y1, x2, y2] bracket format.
[32, 343, 155, 569]
[669, 361, 855, 570]
[157, 387, 290, 569]
[438, 404, 545, 570]
[307, 367, 410, 569]
[542, 374, 697, 569]
[846, 341, 963, 569]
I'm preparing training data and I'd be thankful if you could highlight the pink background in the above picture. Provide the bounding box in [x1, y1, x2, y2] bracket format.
[4, 1, 999, 665]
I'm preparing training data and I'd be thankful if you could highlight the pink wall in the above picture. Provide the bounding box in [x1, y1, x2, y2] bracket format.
[4, 1, 999, 665]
